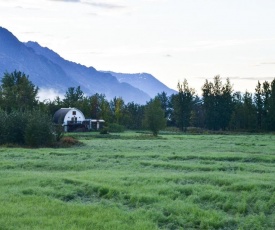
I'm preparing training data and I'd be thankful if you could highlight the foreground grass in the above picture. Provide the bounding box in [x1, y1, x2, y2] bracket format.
[1, 133, 275, 229]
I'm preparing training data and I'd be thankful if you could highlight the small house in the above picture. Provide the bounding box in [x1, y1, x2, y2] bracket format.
[53, 108, 105, 132]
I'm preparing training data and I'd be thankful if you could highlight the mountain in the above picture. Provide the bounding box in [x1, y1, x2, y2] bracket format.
[0, 26, 175, 104]
[0, 27, 78, 91]
[24, 41, 151, 104]
[105, 72, 177, 98]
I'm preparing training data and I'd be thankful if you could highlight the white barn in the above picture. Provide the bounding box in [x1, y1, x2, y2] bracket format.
[53, 108, 105, 132]
[53, 108, 85, 132]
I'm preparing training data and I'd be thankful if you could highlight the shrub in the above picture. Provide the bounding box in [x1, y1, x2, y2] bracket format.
[54, 123, 64, 142]
[0, 110, 28, 145]
[0, 110, 7, 145]
[24, 111, 55, 147]
[187, 127, 204, 134]
[108, 123, 125, 133]
[0, 109, 81, 148]
[59, 136, 81, 147]
[100, 128, 109, 134]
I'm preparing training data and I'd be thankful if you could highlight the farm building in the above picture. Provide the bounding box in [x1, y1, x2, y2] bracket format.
[53, 108, 104, 132]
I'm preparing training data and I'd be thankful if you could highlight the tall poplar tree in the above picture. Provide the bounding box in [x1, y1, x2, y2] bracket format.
[143, 98, 166, 136]
[262, 81, 271, 130]
[202, 79, 215, 129]
[267, 78, 275, 130]
[202, 76, 233, 130]
[0, 71, 38, 112]
[254, 81, 263, 129]
[172, 79, 194, 131]
[63, 86, 84, 108]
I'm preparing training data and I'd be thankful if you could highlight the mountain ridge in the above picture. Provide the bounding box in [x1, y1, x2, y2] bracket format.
[0, 26, 176, 104]
[104, 71, 176, 98]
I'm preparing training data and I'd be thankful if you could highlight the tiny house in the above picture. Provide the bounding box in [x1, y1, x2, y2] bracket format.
[53, 108, 104, 132]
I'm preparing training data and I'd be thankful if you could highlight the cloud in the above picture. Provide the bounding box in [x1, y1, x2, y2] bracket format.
[48, 0, 125, 9]
[49, 0, 80, 2]
[83, 1, 125, 9]
[260, 62, 275, 65]
[194, 76, 275, 82]
[228, 76, 275, 81]
[38, 88, 64, 102]
[253, 62, 275, 67]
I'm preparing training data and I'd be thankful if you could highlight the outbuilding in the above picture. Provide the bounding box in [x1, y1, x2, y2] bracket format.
[53, 108, 105, 132]
[53, 108, 85, 132]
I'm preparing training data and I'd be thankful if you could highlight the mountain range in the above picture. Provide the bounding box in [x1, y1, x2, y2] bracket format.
[0, 27, 176, 104]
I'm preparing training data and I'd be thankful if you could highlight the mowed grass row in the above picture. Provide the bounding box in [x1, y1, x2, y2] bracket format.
[1, 133, 275, 229]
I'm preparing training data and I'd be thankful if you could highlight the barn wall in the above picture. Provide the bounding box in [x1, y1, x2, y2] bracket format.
[64, 109, 85, 123]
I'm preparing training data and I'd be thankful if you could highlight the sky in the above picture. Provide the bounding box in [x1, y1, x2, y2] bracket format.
[1, 0, 275, 95]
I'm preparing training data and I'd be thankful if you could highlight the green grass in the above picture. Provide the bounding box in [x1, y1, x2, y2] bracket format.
[1, 133, 275, 229]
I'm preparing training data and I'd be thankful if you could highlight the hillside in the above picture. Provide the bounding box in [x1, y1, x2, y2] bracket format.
[0, 27, 177, 104]
[0, 27, 153, 104]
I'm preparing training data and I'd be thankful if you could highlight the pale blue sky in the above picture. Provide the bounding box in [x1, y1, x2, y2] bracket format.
[1, 0, 275, 94]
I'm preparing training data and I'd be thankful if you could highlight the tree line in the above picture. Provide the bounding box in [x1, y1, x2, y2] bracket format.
[1, 71, 275, 146]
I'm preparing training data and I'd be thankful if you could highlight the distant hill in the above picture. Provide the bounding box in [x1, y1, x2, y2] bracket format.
[105, 72, 177, 98]
[0, 26, 176, 104]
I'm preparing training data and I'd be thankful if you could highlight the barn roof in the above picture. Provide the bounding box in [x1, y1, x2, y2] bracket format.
[53, 107, 85, 124]
[53, 108, 72, 124]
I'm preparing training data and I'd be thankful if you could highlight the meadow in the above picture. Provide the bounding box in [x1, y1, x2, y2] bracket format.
[1, 132, 275, 229]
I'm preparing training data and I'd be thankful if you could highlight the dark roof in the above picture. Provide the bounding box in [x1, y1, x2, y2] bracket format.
[53, 108, 72, 124]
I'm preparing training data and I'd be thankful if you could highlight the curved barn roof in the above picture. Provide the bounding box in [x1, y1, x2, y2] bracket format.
[53, 108, 85, 124]
[53, 108, 72, 124]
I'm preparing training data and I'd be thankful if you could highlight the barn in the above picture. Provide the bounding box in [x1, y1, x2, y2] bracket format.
[53, 108, 85, 132]
[53, 108, 104, 132]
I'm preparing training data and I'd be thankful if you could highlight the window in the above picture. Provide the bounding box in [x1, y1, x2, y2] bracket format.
[72, 111, 76, 115]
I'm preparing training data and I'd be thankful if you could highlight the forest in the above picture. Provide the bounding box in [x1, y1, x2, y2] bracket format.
[1, 70, 275, 146]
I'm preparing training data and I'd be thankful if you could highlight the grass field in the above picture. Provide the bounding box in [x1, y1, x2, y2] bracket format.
[1, 132, 275, 229]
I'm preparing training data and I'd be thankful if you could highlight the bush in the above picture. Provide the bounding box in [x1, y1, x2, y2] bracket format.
[24, 111, 55, 147]
[0, 109, 56, 147]
[59, 136, 80, 147]
[108, 123, 125, 133]
[100, 128, 109, 134]
[0, 110, 28, 145]
[0, 110, 7, 145]
[54, 123, 64, 141]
